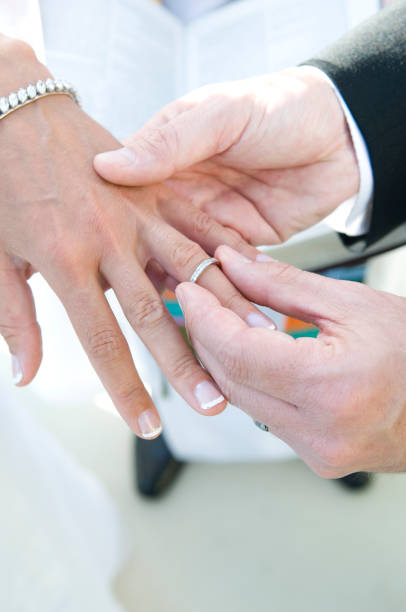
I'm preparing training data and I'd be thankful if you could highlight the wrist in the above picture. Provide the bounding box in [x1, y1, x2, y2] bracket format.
[289, 65, 359, 190]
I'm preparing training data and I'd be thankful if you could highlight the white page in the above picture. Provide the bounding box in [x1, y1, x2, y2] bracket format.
[102, 0, 184, 139]
[41, 0, 183, 140]
[185, 0, 342, 89]
[263, 0, 348, 72]
[184, 0, 269, 91]
[184, 0, 379, 91]
[346, 0, 379, 28]
[163, 0, 230, 23]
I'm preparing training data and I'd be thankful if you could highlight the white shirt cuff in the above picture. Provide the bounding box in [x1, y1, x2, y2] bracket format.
[305, 67, 374, 237]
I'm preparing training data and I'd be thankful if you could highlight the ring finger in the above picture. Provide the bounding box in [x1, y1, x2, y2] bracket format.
[102, 253, 228, 416]
[149, 222, 276, 329]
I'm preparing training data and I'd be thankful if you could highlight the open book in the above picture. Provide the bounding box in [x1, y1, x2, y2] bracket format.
[99, 0, 379, 138]
[41, 0, 378, 139]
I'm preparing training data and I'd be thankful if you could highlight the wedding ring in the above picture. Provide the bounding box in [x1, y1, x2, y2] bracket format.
[189, 257, 219, 284]
[253, 420, 270, 432]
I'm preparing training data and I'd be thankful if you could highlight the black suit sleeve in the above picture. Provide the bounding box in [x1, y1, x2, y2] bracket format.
[305, 1, 406, 249]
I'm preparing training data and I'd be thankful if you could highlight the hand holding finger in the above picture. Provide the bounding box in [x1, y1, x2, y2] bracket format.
[175, 282, 300, 426]
[215, 245, 349, 328]
[101, 254, 227, 417]
[178, 247, 406, 477]
[93, 91, 242, 185]
[148, 222, 276, 330]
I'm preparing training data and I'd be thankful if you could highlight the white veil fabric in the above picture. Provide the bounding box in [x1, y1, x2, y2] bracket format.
[0, 365, 126, 612]
[0, 3, 128, 610]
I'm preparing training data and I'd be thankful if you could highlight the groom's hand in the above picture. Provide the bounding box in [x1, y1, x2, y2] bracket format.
[0, 36, 275, 437]
[94, 67, 359, 246]
[176, 246, 406, 477]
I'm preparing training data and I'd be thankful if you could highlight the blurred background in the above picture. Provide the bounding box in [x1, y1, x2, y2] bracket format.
[1, 1, 406, 610]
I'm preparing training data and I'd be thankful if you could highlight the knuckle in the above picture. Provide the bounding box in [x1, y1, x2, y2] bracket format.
[221, 290, 244, 314]
[62, 265, 91, 291]
[228, 234, 251, 253]
[143, 124, 179, 166]
[45, 235, 69, 266]
[191, 211, 215, 239]
[314, 437, 356, 474]
[270, 261, 301, 283]
[171, 241, 202, 274]
[311, 462, 344, 480]
[273, 225, 293, 244]
[0, 317, 38, 343]
[130, 291, 166, 331]
[88, 327, 124, 362]
[168, 353, 198, 383]
[114, 382, 143, 406]
[46, 240, 87, 285]
[0, 322, 20, 343]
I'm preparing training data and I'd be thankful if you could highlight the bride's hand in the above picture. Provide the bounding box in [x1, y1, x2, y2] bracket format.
[0, 36, 274, 438]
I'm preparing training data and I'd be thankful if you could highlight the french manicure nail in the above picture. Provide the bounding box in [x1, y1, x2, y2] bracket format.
[194, 381, 225, 411]
[12, 355, 23, 384]
[246, 311, 276, 329]
[138, 409, 163, 439]
[256, 252, 277, 262]
[96, 147, 137, 166]
[176, 289, 185, 312]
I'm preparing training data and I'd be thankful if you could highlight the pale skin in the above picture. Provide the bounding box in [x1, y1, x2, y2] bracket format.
[0, 36, 279, 438]
[96, 67, 406, 475]
[94, 67, 359, 244]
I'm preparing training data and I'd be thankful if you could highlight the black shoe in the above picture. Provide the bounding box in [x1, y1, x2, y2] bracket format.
[135, 434, 184, 498]
[338, 472, 373, 491]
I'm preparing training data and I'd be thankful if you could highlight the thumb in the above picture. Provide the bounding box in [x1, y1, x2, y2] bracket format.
[0, 255, 42, 386]
[215, 245, 346, 328]
[94, 105, 228, 186]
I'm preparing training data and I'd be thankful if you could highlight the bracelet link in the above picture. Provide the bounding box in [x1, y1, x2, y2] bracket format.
[0, 78, 80, 121]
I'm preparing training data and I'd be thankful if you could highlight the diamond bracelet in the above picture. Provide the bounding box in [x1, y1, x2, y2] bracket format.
[0, 78, 80, 120]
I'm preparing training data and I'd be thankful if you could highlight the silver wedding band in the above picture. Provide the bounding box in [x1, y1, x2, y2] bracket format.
[253, 420, 270, 433]
[189, 257, 219, 284]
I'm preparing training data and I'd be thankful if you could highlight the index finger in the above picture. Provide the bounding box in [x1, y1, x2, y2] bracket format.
[176, 281, 323, 408]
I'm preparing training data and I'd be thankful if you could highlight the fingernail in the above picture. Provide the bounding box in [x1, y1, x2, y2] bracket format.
[194, 381, 225, 411]
[256, 252, 277, 262]
[221, 246, 252, 263]
[96, 147, 137, 167]
[175, 286, 186, 313]
[12, 355, 23, 384]
[246, 311, 276, 329]
[138, 409, 163, 439]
